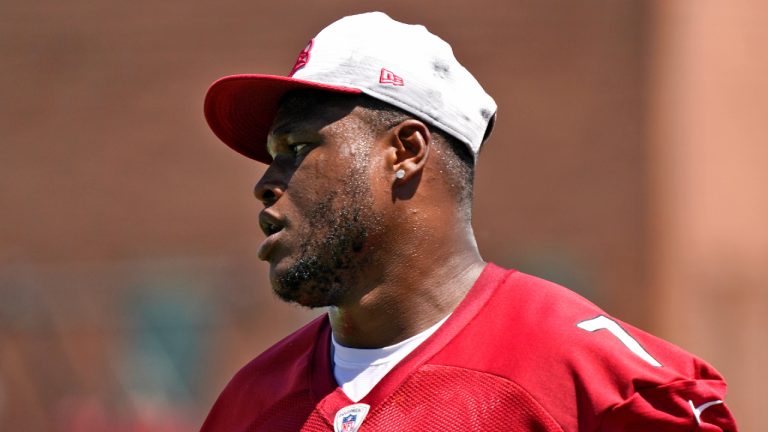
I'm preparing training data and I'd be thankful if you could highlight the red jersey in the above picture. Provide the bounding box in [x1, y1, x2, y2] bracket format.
[201, 264, 737, 431]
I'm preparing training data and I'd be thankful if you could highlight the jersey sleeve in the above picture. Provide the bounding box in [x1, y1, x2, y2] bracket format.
[574, 315, 739, 431]
[600, 377, 737, 431]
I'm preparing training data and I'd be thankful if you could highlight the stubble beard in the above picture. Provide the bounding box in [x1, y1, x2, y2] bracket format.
[272, 164, 381, 308]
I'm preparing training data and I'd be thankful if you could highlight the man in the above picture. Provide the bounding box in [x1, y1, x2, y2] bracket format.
[201, 12, 737, 431]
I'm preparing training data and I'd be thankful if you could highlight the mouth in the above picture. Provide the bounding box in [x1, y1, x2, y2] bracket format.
[257, 211, 286, 260]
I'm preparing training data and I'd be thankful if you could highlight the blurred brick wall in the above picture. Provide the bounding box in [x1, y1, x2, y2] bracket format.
[649, 1, 768, 429]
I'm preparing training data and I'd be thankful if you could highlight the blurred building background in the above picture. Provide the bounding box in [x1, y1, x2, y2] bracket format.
[0, 0, 765, 430]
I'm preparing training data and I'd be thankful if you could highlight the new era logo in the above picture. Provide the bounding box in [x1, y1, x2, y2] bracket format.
[379, 68, 404, 86]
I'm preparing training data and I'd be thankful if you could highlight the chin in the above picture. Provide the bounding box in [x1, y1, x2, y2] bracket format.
[270, 281, 336, 309]
[269, 262, 347, 309]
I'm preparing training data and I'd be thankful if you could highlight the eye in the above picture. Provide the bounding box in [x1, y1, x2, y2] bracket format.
[289, 143, 311, 156]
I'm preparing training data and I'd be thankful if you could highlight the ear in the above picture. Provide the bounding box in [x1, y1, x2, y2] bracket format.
[388, 119, 431, 182]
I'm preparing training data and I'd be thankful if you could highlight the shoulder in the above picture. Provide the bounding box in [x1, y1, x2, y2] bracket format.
[200, 315, 328, 431]
[243, 313, 328, 371]
[229, 314, 326, 397]
[492, 268, 725, 385]
[447, 265, 737, 430]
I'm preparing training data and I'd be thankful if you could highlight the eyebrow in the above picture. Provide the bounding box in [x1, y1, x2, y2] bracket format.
[269, 123, 294, 137]
[269, 123, 314, 141]
[269, 114, 314, 137]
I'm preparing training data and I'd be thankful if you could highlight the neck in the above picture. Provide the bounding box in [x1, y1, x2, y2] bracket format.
[328, 224, 485, 348]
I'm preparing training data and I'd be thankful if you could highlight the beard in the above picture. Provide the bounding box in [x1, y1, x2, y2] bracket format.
[272, 167, 381, 308]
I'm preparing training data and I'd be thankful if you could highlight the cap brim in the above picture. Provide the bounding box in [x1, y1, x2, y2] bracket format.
[204, 74, 362, 163]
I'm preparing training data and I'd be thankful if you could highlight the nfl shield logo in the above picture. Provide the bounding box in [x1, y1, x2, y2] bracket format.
[341, 414, 357, 431]
[333, 403, 370, 432]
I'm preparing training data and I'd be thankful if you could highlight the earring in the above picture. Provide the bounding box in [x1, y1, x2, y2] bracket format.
[395, 169, 405, 179]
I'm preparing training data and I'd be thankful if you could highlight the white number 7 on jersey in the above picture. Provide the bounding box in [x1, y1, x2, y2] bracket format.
[577, 315, 662, 367]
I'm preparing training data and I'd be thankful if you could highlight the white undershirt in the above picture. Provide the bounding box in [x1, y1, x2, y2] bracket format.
[332, 315, 451, 402]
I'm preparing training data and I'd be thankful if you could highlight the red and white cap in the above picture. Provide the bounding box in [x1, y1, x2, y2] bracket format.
[204, 12, 497, 164]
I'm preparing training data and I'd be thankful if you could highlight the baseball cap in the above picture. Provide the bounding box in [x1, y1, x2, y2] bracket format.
[204, 11, 497, 164]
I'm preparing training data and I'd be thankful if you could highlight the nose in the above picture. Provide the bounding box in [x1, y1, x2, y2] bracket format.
[253, 171, 284, 206]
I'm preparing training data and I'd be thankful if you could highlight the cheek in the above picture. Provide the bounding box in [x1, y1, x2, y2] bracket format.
[366, 153, 394, 201]
[286, 154, 344, 212]
[367, 175, 389, 209]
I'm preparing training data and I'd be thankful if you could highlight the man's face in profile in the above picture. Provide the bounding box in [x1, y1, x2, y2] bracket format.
[254, 93, 385, 308]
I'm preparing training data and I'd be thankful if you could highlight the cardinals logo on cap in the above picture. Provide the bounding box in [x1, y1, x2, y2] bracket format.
[289, 39, 314, 76]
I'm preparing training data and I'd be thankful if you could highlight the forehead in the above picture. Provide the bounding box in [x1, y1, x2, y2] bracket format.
[269, 90, 362, 136]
